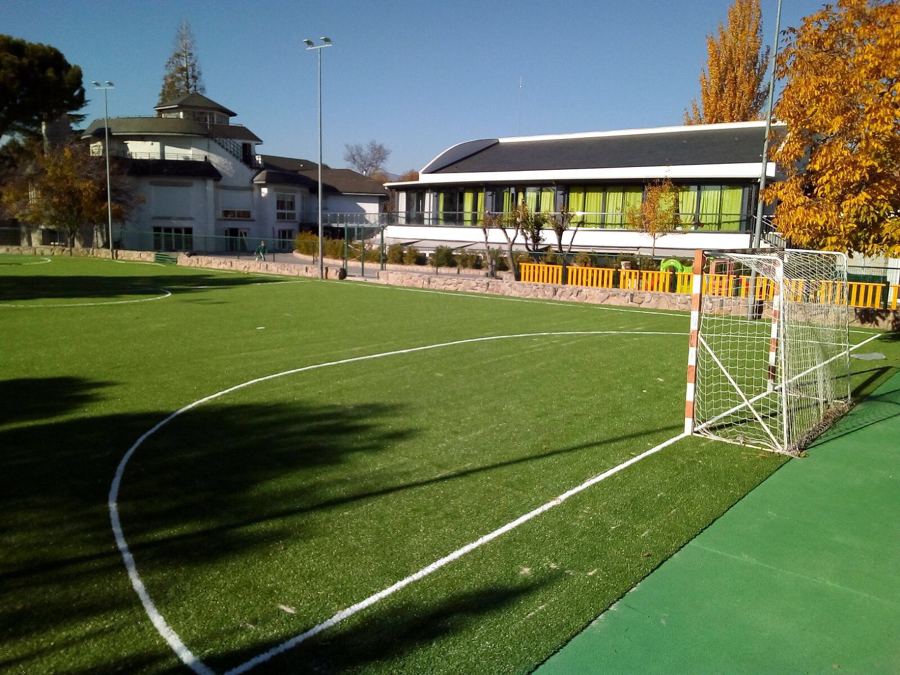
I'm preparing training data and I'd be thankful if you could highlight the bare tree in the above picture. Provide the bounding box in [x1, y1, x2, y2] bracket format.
[344, 140, 391, 176]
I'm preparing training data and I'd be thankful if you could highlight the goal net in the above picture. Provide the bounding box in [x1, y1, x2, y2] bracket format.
[686, 249, 850, 455]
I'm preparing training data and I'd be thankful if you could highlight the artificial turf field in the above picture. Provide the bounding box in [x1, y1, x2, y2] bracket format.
[1, 254, 896, 674]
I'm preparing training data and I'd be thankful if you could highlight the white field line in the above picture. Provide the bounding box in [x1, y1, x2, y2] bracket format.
[0, 255, 52, 265]
[0, 288, 172, 309]
[113, 259, 167, 267]
[109, 330, 685, 675]
[226, 431, 689, 675]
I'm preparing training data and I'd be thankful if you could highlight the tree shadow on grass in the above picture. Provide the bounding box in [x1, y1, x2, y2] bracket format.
[210, 579, 555, 674]
[0, 398, 413, 673]
[0, 376, 112, 426]
[0, 273, 289, 302]
[0, 390, 679, 674]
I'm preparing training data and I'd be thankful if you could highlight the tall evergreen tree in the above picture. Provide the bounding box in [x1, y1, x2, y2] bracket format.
[685, 0, 770, 124]
[158, 20, 205, 104]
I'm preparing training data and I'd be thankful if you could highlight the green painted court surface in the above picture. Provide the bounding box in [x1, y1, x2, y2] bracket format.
[540, 371, 900, 674]
[0, 254, 896, 673]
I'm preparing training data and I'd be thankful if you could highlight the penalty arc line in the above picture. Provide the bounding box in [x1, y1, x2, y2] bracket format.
[0, 288, 172, 309]
[109, 330, 685, 675]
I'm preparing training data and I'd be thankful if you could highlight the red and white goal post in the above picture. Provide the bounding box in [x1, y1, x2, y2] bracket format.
[684, 248, 851, 456]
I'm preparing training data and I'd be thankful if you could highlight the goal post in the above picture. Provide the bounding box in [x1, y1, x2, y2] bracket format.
[684, 248, 851, 455]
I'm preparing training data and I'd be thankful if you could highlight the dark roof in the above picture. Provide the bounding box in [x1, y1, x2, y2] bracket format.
[256, 155, 387, 197]
[124, 159, 222, 180]
[82, 117, 261, 142]
[298, 168, 387, 196]
[426, 123, 783, 173]
[252, 169, 319, 189]
[208, 124, 262, 143]
[155, 93, 237, 116]
[259, 155, 323, 172]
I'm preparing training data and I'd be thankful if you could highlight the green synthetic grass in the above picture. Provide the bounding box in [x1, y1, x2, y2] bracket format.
[1, 253, 896, 674]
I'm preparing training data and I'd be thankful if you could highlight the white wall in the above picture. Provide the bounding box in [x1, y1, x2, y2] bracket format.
[382, 225, 752, 254]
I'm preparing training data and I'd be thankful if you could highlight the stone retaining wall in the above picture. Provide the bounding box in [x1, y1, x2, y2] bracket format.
[371, 271, 694, 312]
[0, 245, 156, 262]
[2, 245, 895, 329]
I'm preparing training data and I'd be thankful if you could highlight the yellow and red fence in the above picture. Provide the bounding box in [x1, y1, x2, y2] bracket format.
[519, 262, 898, 311]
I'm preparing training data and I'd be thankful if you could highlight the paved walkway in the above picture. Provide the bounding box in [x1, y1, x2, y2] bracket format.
[538, 372, 900, 674]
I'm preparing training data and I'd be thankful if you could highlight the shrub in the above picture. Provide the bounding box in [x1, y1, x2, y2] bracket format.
[432, 245, 457, 268]
[294, 231, 318, 255]
[489, 248, 509, 271]
[457, 251, 482, 269]
[573, 251, 594, 267]
[386, 243, 405, 264]
[403, 246, 425, 265]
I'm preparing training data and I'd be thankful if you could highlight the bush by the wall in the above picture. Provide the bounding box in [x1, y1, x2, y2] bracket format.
[387, 243, 405, 264]
[432, 245, 457, 268]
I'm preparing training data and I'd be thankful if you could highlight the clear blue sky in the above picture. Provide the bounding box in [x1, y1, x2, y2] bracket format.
[1, 0, 825, 174]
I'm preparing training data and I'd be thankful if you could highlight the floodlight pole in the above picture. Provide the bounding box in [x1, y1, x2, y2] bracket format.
[752, 0, 782, 248]
[92, 81, 115, 258]
[305, 37, 332, 279]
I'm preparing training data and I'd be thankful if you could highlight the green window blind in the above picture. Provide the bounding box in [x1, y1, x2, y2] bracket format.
[699, 186, 721, 228]
[679, 187, 698, 226]
[720, 187, 743, 231]
[584, 188, 603, 227]
[540, 188, 555, 213]
[463, 191, 475, 225]
[602, 189, 623, 226]
[568, 187, 585, 224]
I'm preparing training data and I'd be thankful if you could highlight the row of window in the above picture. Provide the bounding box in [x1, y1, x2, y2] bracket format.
[220, 193, 298, 221]
[152, 226, 296, 252]
[404, 184, 752, 231]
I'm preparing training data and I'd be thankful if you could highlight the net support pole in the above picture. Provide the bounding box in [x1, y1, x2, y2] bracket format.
[684, 249, 705, 435]
[766, 289, 782, 392]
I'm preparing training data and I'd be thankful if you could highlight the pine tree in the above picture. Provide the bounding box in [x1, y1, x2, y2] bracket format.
[685, 0, 770, 124]
[158, 20, 205, 105]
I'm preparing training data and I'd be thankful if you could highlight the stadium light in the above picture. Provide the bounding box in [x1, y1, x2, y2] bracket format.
[304, 37, 333, 279]
[92, 81, 115, 258]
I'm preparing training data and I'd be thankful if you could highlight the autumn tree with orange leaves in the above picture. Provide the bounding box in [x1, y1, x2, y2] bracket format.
[685, 0, 770, 124]
[765, 0, 899, 256]
[1, 143, 134, 249]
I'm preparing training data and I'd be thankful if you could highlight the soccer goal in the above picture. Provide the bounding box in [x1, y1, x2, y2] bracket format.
[684, 248, 851, 455]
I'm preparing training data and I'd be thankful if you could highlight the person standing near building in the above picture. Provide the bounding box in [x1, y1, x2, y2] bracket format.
[255, 240, 267, 262]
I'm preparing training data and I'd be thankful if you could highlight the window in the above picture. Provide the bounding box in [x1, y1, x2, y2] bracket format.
[221, 209, 252, 219]
[225, 227, 249, 252]
[276, 193, 296, 221]
[405, 191, 425, 223]
[153, 226, 193, 251]
[276, 228, 294, 249]
[438, 190, 463, 224]
[566, 186, 643, 228]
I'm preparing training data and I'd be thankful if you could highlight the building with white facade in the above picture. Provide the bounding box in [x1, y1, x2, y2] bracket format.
[83, 93, 386, 252]
[385, 121, 782, 256]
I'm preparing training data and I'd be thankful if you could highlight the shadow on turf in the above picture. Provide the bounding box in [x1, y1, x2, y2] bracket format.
[209, 579, 555, 673]
[0, 273, 288, 302]
[0, 393, 680, 672]
[0, 398, 411, 672]
[0, 376, 111, 426]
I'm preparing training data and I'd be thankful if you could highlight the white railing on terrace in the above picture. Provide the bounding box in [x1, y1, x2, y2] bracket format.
[317, 212, 752, 232]
[124, 151, 204, 161]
